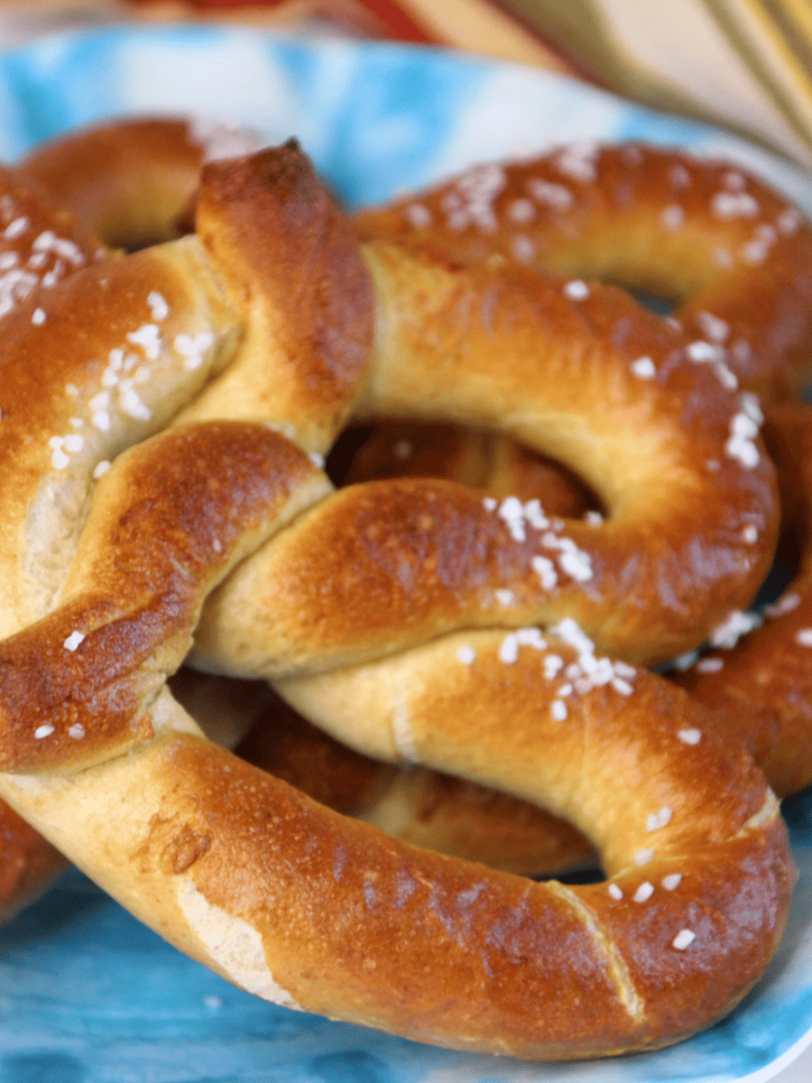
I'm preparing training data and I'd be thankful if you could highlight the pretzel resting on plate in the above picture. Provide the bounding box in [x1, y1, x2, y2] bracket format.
[0, 136, 794, 1059]
[0, 118, 599, 914]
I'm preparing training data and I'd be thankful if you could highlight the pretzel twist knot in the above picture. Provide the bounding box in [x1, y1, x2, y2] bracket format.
[0, 141, 794, 1059]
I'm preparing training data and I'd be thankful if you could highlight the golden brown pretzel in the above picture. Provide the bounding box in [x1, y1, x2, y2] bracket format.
[0, 117, 265, 921]
[0, 141, 792, 1059]
[335, 417, 598, 515]
[0, 159, 110, 921]
[355, 141, 812, 400]
[236, 689, 596, 877]
[17, 114, 264, 251]
[236, 427, 596, 878]
[349, 139, 812, 803]
[672, 399, 812, 797]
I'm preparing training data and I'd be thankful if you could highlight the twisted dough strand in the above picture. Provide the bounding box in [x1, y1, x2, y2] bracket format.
[355, 141, 812, 399]
[17, 114, 264, 250]
[0, 141, 793, 1059]
[0, 153, 117, 920]
[673, 400, 812, 796]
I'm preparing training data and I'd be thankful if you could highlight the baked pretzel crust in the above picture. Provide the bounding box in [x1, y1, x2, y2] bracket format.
[0, 139, 795, 1059]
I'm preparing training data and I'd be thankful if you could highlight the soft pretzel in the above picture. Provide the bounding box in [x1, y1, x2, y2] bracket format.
[0, 141, 792, 1059]
[0, 444, 792, 1056]
[14, 115, 598, 880]
[0, 428, 793, 1057]
[236, 689, 596, 876]
[231, 421, 597, 878]
[672, 399, 812, 796]
[0, 158, 112, 920]
[335, 417, 598, 516]
[0, 117, 257, 920]
[355, 141, 812, 400]
[17, 114, 264, 251]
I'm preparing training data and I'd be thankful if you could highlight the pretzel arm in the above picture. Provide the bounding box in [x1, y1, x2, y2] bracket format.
[672, 400, 812, 796]
[192, 239, 777, 673]
[355, 142, 812, 398]
[16, 114, 265, 250]
[0, 634, 791, 1059]
[0, 141, 795, 1059]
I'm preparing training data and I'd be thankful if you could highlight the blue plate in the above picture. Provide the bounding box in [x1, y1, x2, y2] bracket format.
[0, 23, 811, 1083]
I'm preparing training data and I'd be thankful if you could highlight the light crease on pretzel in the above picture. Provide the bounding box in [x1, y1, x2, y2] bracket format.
[0, 140, 794, 1059]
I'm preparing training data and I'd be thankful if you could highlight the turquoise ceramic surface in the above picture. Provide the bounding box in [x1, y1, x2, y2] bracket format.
[0, 24, 811, 1083]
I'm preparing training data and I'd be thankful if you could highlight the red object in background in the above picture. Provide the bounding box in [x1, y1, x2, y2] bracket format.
[130, 0, 439, 42]
[127, 0, 593, 82]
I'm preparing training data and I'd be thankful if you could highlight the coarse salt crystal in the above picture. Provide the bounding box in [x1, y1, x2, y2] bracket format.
[765, 592, 801, 618]
[34, 724, 55, 739]
[147, 291, 169, 320]
[646, 807, 673, 831]
[710, 609, 760, 648]
[564, 279, 589, 300]
[697, 656, 724, 673]
[711, 191, 760, 219]
[631, 356, 656, 378]
[405, 203, 431, 228]
[660, 204, 684, 230]
[531, 554, 558, 590]
[678, 728, 702, 745]
[499, 634, 520, 664]
[696, 312, 730, 342]
[508, 198, 536, 224]
[63, 631, 85, 651]
[672, 929, 696, 950]
[526, 178, 574, 209]
[633, 882, 654, 903]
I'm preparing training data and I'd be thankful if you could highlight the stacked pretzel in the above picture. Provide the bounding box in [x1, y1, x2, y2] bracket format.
[0, 117, 808, 1060]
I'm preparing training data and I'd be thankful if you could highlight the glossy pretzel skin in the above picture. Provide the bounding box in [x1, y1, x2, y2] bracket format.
[355, 141, 812, 400]
[0, 159, 111, 920]
[17, 114, 264, 251]
[0, 121, 597, 908]
[0, 141, 795, 1059]
[673, 400, 812, 796]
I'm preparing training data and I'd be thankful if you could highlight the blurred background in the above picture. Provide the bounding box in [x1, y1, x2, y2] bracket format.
[1, 0, 811, 170]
